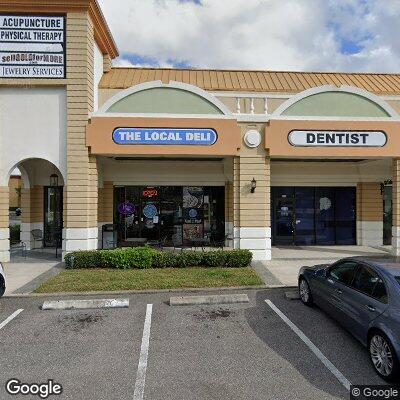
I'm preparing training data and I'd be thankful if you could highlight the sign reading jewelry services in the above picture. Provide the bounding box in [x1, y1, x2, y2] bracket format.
[113, 128, 218, 146]
[0, 15, 65, 79]
[288, 130, 387, 147]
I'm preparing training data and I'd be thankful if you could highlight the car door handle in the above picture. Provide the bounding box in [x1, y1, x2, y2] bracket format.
[366, 305, 376, 312]
[335, 288, 342, 294]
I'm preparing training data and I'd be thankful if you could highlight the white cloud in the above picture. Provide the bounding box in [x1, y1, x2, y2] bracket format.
[98, 0, 400, 72]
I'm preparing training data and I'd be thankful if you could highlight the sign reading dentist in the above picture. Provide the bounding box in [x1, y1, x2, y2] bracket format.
[288, 130, 387, 147]
[113, 128, 218, 146]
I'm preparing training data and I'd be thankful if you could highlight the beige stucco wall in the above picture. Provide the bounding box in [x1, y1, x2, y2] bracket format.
[271, 159, 391, 186]
[9, 177, 21, 209]
[99, 158, 228, 186]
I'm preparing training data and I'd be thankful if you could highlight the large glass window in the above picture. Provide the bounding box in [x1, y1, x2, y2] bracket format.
[272, 186, 356, 246]
[113, 186, 224, 246]
[335, 187, 356, 245]
[315, 187, 335, 245]
[295, 187, 315, 245]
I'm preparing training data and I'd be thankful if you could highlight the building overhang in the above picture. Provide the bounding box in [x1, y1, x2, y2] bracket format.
[86, 116, 241, 156]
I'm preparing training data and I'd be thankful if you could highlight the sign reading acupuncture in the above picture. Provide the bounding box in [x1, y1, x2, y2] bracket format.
[113, 128, 218, 146]
[0, 15, 65, 79]
[288, 130, 387, 147]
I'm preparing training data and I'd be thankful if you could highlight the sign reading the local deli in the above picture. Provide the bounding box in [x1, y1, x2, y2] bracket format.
[0, 15, 65, 79]
[113, 128, 218, 146]
[288, 130, 387, 147]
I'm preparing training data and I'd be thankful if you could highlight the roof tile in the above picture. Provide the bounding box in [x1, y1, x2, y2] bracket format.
[99, 67, 400, 95]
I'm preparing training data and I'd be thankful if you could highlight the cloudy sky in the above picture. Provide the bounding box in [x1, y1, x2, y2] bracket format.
[98, 0, 400, 73]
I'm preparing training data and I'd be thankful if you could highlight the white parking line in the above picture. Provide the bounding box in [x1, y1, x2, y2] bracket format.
[265, 299, 351, 391]
[133, 304, 153, 400]
[0, 309, 24, 331]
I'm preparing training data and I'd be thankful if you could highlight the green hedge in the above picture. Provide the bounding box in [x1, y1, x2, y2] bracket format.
[64, 248, 252, 269]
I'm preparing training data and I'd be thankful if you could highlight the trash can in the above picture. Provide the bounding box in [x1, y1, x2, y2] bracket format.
[101, 224, 117, 249]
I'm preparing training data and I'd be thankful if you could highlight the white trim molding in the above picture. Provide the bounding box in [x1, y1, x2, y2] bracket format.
[63, 228, 98, 255]
[271, 85, 399, 119]
[0, 228, 10, 262]
[357, 221, 383, 246]
[95, 80, 234, 117]
[234, 227, 272, 261]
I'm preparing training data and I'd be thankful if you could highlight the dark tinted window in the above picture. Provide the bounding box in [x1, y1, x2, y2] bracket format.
[372, 279, 388, 303]
[396, 277, 400, 285]
[351, 266, 387, 303]
[328, 261, 357, 285]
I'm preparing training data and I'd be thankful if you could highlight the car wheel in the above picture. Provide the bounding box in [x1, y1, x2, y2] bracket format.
[369, 332, 400, 382]
[299, 277, 313, 306]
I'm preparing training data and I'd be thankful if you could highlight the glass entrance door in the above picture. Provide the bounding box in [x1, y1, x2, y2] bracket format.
[383, 185, 392, 245]
[160, 187, 182, 245]
[43, 186, 63, 248]
[140, 187, 160, 242]
[272, 188, 295, 245]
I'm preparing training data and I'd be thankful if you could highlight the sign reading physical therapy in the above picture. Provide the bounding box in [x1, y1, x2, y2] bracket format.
[0, 15, 66, 79]
[288, 130, 387, 147]
[113, 128, 218, 146]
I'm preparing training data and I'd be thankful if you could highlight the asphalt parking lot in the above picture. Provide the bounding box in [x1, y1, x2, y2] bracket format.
[0, 288, 387, 400]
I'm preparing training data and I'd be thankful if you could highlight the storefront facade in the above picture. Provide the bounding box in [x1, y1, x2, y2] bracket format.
[1, 0, 400, 262]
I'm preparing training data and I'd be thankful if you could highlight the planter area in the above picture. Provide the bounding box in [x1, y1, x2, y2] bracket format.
[34, 248, 262, 293]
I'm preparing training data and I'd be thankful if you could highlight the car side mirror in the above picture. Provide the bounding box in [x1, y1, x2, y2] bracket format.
[315, 268, 327, 278]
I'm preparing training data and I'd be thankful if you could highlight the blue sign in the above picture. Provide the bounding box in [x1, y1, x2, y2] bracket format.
[143, 204, 158, 219]
[188, 209, 198, 219]
[118, 202, 135, 216]
[113, 128, 217, 146]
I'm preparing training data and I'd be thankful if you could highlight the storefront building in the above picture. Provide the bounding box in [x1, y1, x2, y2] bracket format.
[1, 0, 400, 262]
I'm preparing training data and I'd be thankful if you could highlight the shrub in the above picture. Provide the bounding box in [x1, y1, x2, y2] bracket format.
[65, 247, 252, 269]
[153, 251, 178, 268]
[103, 247, 157, 269]
[176, 251, 204, 268]
[225, 250, 252, 268]
[65, 250, 101, 269]
[202, 250, 228, 268]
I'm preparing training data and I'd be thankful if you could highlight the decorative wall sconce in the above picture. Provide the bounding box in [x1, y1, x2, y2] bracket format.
[50, 173, 59, 187]
[251, 178, 257, 193]
[380, 179, 393, 195]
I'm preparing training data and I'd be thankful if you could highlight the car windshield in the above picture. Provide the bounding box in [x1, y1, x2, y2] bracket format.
[396, 276, 400, 285]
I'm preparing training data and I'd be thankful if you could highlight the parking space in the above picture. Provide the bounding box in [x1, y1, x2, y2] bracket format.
[0, 296, 148, 399]
[0, 289, 389, 399]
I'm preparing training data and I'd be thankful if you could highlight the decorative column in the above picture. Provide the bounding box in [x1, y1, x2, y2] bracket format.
[63, 12, 98, 255]
[0, 187, 9, 262]
[393, 159, 400, 255]
[356, 183, 383, 246]
[233, 152, 271, 261]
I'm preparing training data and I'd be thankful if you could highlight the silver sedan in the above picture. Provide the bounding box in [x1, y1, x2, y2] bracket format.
[298, 257, 400, 382]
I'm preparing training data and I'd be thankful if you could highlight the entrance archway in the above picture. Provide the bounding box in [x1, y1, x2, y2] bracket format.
[4, 158, 65, 261]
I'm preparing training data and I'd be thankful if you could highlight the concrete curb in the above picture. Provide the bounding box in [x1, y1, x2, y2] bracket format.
[169, 293, 249, 306]
[4, 284, 267, 298]
[42, 298, 129, 310]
